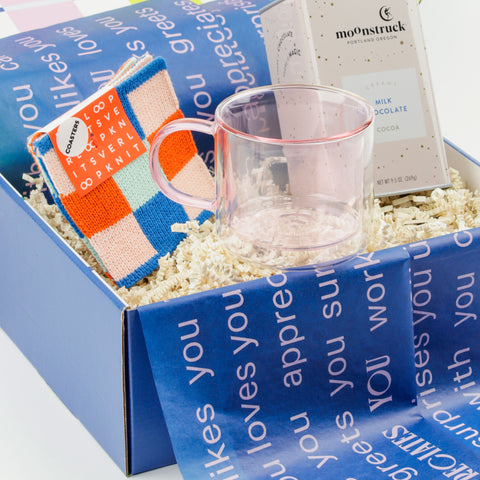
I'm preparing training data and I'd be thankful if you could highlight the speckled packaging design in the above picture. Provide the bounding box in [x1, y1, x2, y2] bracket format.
[260, 0, 450, 196]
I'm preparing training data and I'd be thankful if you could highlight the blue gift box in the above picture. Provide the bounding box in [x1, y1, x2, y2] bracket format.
[1, 139, 480, 476]
[2, 0, 480, 473]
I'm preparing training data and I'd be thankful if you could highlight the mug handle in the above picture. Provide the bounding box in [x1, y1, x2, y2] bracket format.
[149, 117, 216, 212]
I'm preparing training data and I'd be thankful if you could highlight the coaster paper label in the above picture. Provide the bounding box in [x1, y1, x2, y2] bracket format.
[50, 88, 146, 196]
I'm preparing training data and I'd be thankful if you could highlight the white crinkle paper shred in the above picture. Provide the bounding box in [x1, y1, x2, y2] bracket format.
[24, 168, 480, 308]
[367, 168, 480, 251]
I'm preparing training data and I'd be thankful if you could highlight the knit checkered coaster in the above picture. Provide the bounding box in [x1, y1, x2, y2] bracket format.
[28, 54, 215, 288]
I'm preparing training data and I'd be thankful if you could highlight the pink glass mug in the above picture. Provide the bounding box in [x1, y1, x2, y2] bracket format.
[149, 84, 374, 269]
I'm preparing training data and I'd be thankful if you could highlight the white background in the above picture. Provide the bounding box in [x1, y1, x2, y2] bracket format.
[1, 1, 479, 478]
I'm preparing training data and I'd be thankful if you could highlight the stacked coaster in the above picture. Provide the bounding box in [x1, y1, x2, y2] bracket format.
[28, 54, 215, 288]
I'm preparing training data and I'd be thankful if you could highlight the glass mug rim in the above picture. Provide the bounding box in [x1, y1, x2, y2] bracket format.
[214, 83, 375, 145]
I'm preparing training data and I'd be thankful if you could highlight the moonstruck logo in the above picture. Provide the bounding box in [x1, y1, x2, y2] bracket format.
[379, 6, 393, 22]
[335, 5, 406, 40]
